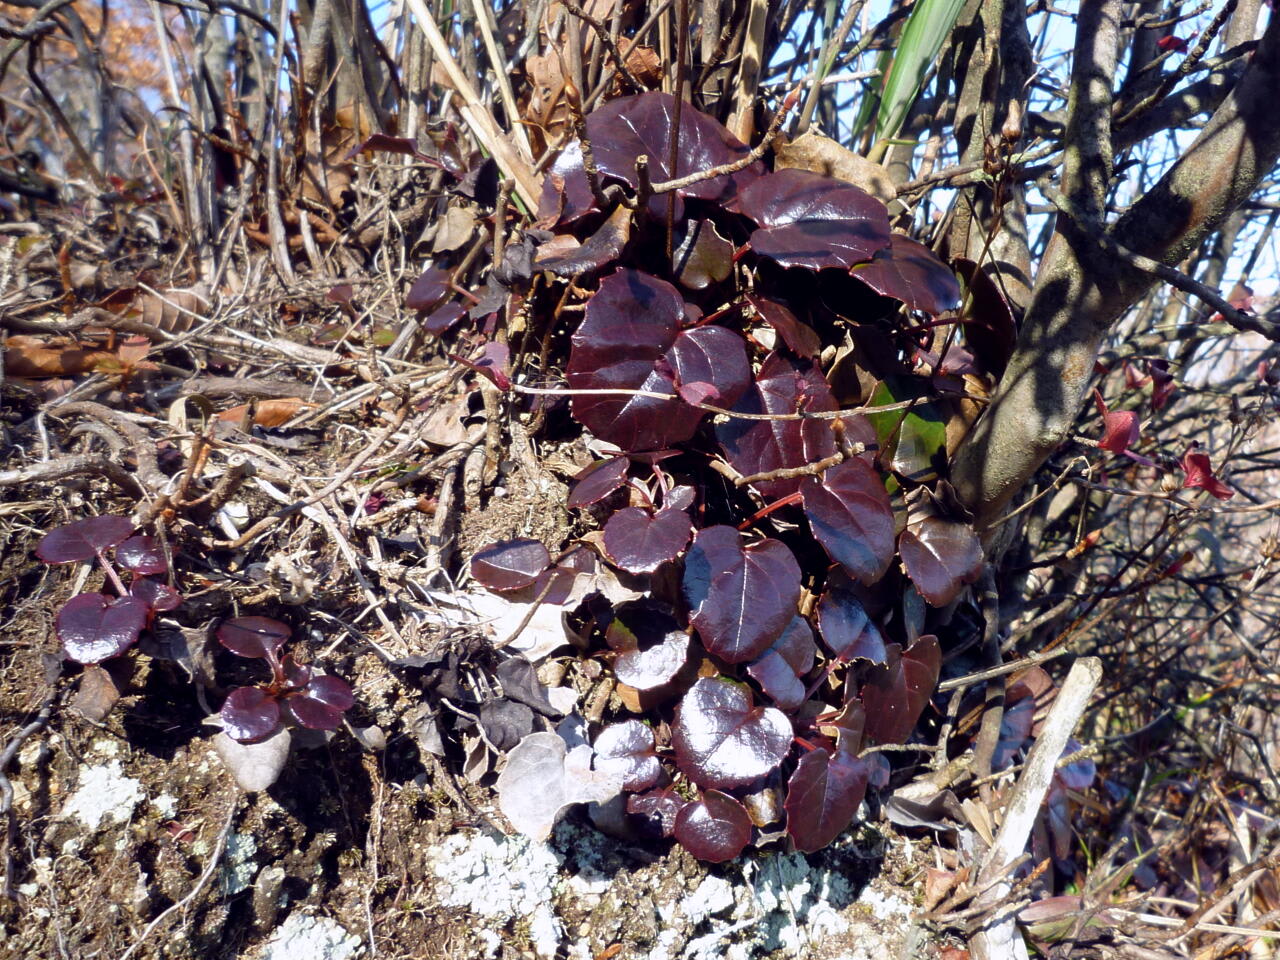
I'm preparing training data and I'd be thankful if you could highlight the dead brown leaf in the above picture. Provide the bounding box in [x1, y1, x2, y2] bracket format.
[2, 335, 116, 378]
[774, 132, 896, 202]
[216, 398, 316, 428]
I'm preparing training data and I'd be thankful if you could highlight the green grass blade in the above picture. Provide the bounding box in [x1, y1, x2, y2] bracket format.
[874, 0, 965, 143]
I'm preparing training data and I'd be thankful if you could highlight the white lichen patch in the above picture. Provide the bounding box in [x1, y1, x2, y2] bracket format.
[220, 832, 259, 895]
[257, 912, 362, 960]
[61, 762, 145, 830]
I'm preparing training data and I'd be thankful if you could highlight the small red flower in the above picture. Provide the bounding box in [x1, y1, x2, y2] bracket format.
[1157, 35, 1188, 53]
[1180, 446, 1234, 500]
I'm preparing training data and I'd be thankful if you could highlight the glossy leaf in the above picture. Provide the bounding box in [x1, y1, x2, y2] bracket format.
[285, 674, 355, 730]
[37, 515, 134, 564]
[470, 538, 551, 591]
[674, 789, 753, 862]
[673, 219, 734, 290]
[866, 378, 947, 483]
[217, 616, 290, 660]
[672, 677, 793, 788]
[605, 599, 690, 690]
[567, 270, 749, 451]
[220, 686, 282, 742]
[424, 302, 466, 336]
[860, 635, 941, 746]
[716, 352, 839, 498]
[116, 535, 167, 575]
[406, 267, 451, 312]
[683, 526, 801, 663]
[852, 235, 960, 316]
[738, 169, 891, 271]
[746, 615, 816, 710]
[898, 517, 983, 606]
[817, 572, 887, 664]
[784, 746, 871, 853]
[58, 593, 148, 663]
[540, 91, 762, 224]
[803, 458, 895, 586]
[567, 456, 630, 508]
[594, 719, 661, 791]
[603, 506, 693, 573]
[130, 577, 181, 613]
[747, 296, 821, 358]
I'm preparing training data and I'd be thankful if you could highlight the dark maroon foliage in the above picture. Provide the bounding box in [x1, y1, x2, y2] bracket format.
[566, 270, 749, 450]
[683, 526, 801, 663]
[37, 515, 135, 564]
[817, 573, 887, 664]
[672, 677, 792, 788]
[715, 352, 838, 498]
[116, 535, 167, 575]
[851, 235, 961, 316]
[217, 615, 355, 743]
[217, 616, 291, 661]
[898, 517, 983, 607]
[406, 266, 451, 312]
[221, 687, 282, 742]
[606, 600, 691, 690]
[784, 746, 872, 853]
[673, 790, 753, 862]
[1181, 447, 1234, 499]
[803, 458, 896, 586]
[738, 169, 891, 271]
[131, 577, 182, 612]
[470, 538, 551, 591]
[860, 636, 941, 746]
[58, 593, 149, 664]
[603, 506, 693, 573]
[461, 94, 989, 860]
[567, 457, 630, 508]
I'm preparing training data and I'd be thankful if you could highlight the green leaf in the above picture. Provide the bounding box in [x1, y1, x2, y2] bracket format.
[866, 378, 946, 483]
[874, 0, 967, 143]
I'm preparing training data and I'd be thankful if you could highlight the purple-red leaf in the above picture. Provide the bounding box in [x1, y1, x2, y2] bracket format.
[594, 719, 661, 791]
[746, 615, 816, 710]
[683, 526, 802, 663]
[567, 456, 630, 508]
[424, 302, 466, 336]
[452, 342, 511, 390]
[406, 267, 451, 312]
[1181, 447, 1234, 500]
[747, 296, 821, 358]
[716, 352, 839, 498]
[58, 593, 148, 663]
[567, 270, 749, 451]
[627, 789, 688, 838]
[116, 535, 167, 575]
[784, 746, 871, 853]
[540, 92, 762, 224]
[803, 458, 895, 586]
[130, 577, 181, 613]
[605, 600, 691, 690]
[851, 235, 961, 316]
[217, 616, 291, 660]
[672, 677, 793, 788]
[817, 572, 887, 664]
[603, 506, 693, 573]
[285, 674, 355, 730]
[898, 518, 983, 607]
[37, 515, 134, 564]
[737, 169, 891, 271]
[534, 204, 632, 277]
[470, 538, 551, 591]
[860, 636, 941, 746]
[221, 687, 282, 742]
[674, 789, 753, 862]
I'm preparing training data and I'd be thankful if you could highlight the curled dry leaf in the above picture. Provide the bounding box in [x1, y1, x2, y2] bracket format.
[496, 731, 623, 841]
[213, 727, 292, 792]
